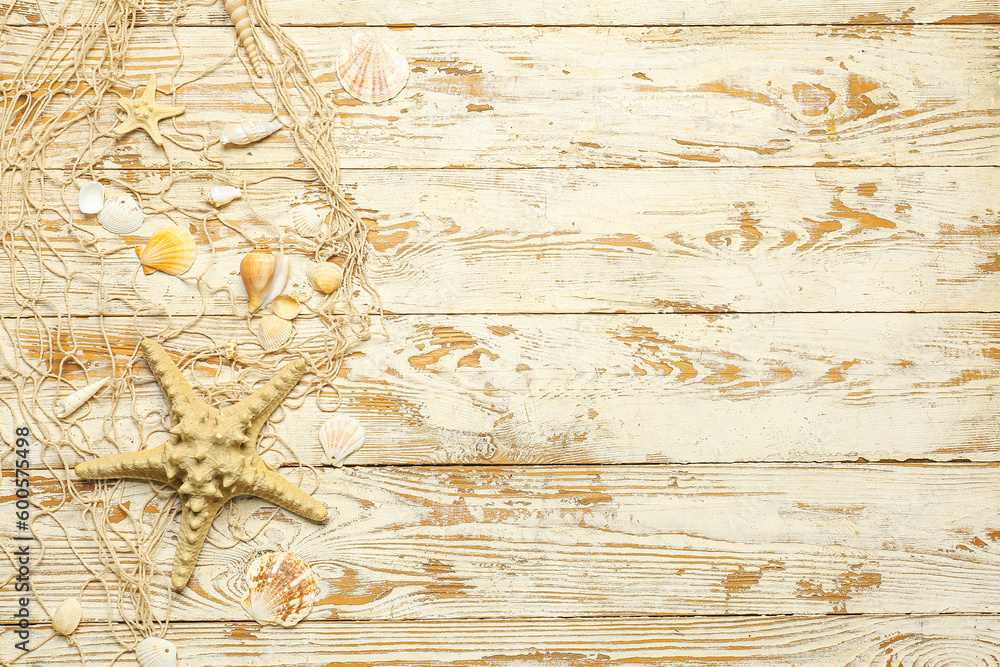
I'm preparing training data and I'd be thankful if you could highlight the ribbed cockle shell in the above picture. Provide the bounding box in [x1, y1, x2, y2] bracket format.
[307, 262, 343, 294]
[98, 195, 144, 235]
[136, 225, 196, 276]
[336, 32, 409, 104]
[318, 413, 365, 466]
[240, 241, 276, 311]
[223, 0, 265, 77]
[51, 597, 82, 636]
[292, 205, 324, 237]
[135, 636, 177, 667]
[256, 313, 295, 351]
[241, 551, 317, 627]
[219, 120, 282, 146]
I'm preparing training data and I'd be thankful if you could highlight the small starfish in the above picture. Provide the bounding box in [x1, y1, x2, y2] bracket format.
[113, 74, 186, 146]
[76, 339, 327, 590]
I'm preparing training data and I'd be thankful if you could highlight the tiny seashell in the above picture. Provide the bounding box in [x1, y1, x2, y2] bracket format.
[98, 195, 144, 235]
[258, 252, 290, 311]
[336, 32, 409, 104]
[256, 313, 295, 351]
[241, 551, 317, 627]
[224, 0, 266, 77]
[224, 338, 239, 360]
[51, 597, 82, 636]
[307, 262, 343, 294]
[55, 377, 110, 419]
[208, 186, 242, 207]
[78, 180, 105, 215]
[136, 225, 196, 276]
[318, 413, 365, 466]
[271, 295, 300, 320]
[219, 120, 282, 146]
[135, 636, 177, 667]
[292, 205, 324, 237]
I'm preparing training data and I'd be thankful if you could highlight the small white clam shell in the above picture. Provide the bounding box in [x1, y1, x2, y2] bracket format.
[319, 413, 365, 466]
[78, 181, 105, 215]
[208, 186, 242, 207]
[219, 120, 282, 146]
[257, 252, 290, 311]
[51, 597, 82, 636]
[98, 195, 144, 235]
[271, 295, 300, 320]
[307, 262, 343, 294]
[241, 551, 317, 627]
[256, 313, 295, 351]
[55, 377, 110, 419]
[135, 637, 177, 667]
[292, 205, 324, 237]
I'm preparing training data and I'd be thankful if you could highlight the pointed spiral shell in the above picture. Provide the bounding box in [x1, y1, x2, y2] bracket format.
[223, 0, 265, 77]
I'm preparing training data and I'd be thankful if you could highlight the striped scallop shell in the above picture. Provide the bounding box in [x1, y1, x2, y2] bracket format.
[256, 313, 295, 351]
[135, 636, 177, 667]
[241, 551, 317, 627]
[318, 413, 365, 466]
[336, 32, 409, 104]
[51, 597, 82, 636]
[98, 195, 143, 234]
[307, 262, 343, 294]
[292, 205, 324, 237]
[136, 225, 196, 276]
[223, 0, 265, 77]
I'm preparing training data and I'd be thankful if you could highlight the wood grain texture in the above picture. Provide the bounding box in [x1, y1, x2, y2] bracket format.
[4, 167, 999, 317]
[6, 464, 1000, 621]
[5, 0, 998, 27]
[4, 26, 998, 169]
[5, 616, 1000, 665]
[4, 313, 999, 465]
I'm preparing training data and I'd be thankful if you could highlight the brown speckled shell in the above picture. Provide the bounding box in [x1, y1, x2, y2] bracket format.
[240, 551, 317, 627]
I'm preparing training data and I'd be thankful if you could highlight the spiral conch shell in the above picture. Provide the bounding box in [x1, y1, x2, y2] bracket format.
[135, 636, 177, 667]
[240, 241, 276, 311]
[307, 262, 343, 294]
[336, 32, 409, 104]
[223, 0, 265, 77]
[136, 225, 196, 276]
[98, 195, 144, 235]
[51, 597, 82, 636]
[55, 377, 110, 419]
[219, 120, 282, 146]
[318, 414, 365, 466]
[241, 551, 317, 627]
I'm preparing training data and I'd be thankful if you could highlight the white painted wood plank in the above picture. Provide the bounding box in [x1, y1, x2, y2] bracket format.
[6, 616, 1000, 665]
[3, 313, 998, 466]
[3, 167, 999, 316]
[3, 26, 997, 168]
[7, 0, 998, 27]
[6, 464, 1000, 620]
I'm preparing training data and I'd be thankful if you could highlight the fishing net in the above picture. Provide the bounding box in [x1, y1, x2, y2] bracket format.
[0, 0, 380, 661]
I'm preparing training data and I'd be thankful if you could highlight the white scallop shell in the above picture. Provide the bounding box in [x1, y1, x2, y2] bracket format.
[241, 551, 317, 627]
[208, 186, 242, 206]
[318, 413, 365, 466]
[219, 120, 282, 146]
[51, 597, 82, 636]
[98, 195, 143, 234]
[307, 262, 343, 294]
[256, 313, 295, 351]
[336, 32, 409, 104]
[257, 252, 290, 311]
[135, 636, 177, 667]
[291, 205, 324, 237]
[78, 180, 105, 215]
[271, 295, 300, 320]
[55, 377, 110, 419]
[224, 338, 239, 360]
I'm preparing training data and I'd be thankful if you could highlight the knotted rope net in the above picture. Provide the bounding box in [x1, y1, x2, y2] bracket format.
[0, 0, 380, 661]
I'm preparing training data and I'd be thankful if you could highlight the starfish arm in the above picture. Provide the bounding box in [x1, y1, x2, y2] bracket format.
[227, 358, 306, 442]
[245, 461, 327, 522]
[141, 74, 158, 103]
[145, 122, 165, 146]
[140, 339, 208, 422]
[171, 499, 225, 590]
[75, 445, 168, 484]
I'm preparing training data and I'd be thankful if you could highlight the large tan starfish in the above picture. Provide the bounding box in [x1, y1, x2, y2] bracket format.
[76, 339, 327, 590]
[113, 74, 185, 146]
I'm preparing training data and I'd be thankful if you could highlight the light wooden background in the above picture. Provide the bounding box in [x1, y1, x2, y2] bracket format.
[2, 0, 1000, 664]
